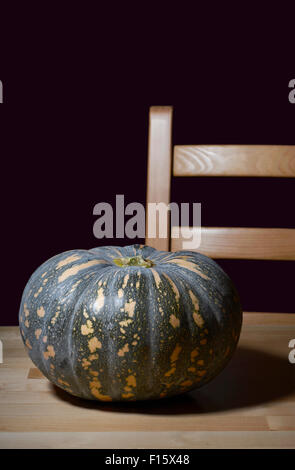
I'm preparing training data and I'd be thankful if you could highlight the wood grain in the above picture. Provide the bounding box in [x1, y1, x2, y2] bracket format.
[1, 431, 295, 449]
[0, 317, 295, 448]
[171, 227, 295, 260]
[174, 145, 295, 177]
[146, 106, 173, 251]
[28, 368, 44, 379]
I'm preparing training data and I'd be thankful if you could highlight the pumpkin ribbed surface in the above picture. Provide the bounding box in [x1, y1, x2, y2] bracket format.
[19, 244, 242, 401]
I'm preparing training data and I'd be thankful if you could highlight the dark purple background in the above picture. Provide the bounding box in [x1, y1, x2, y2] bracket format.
[1, 43, 294, 325]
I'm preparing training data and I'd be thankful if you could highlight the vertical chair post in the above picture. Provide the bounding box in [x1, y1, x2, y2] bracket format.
[145, 106, 173, 251]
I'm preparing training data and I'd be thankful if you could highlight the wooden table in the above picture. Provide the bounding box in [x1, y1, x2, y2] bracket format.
[1, 313, 295, 449]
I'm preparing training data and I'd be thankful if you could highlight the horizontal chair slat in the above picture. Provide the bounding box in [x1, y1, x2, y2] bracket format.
[171, 227, 295, 260]
[173, 145, 295, 177]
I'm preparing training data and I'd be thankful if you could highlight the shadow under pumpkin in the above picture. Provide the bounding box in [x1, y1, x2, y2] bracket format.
[40, 346, 295, 415]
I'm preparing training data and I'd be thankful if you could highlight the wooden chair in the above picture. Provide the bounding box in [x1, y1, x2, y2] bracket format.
[145, 106, 295, 261]
[2, 106, 295, 448]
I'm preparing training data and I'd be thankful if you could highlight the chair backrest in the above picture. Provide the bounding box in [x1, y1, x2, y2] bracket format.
[145, 106, 295, 260]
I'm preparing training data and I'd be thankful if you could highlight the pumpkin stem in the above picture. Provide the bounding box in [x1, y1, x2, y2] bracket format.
[113, 255, 154, 268]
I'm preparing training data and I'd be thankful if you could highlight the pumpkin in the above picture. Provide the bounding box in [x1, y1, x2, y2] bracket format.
[19, 244, 242, 401]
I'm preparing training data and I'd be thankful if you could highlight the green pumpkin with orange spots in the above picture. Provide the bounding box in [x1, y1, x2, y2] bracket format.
[19, 244, 242, 401]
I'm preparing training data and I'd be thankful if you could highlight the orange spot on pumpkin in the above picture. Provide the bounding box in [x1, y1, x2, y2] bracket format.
[43, 345, 55, 360]
[58, 378, 70, 387]
[122, 392, 135, 399]
[37, 306, 45, 318]
[180, 380, 193, 387]
[164, 367, 176, 377]
[169, 314, 180, 328]
[118, 343, 129, 357]
[170, 344, 182, 363]
[88, 337, 102, 353]
[35, 329, 42, 340]
[126, 375, 136, 388]
[197, 370, 207, 377]
[190, 348, 199, 362]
